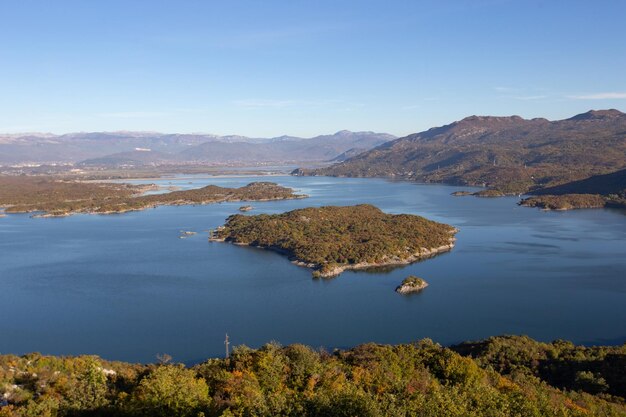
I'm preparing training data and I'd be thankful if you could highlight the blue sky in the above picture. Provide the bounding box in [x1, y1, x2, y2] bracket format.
[1, 0, 625, 137]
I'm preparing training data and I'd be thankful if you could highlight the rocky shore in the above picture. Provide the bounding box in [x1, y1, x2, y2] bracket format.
[209, 205, 458, 278]
[396, 276, 429, 294]
[210, 229, 457, 279]
[311, 238, 456, 278]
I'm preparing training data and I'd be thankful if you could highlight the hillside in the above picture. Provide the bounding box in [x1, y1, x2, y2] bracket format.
[531, 168, 626, 196]
[1, 336, 625, 417]
[300, 110, 626, 194]
[517, 168, 626, 210]
[0, 131, 395, 167]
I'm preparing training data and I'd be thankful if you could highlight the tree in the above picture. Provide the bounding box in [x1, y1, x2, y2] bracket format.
[129, 365, 210, 417]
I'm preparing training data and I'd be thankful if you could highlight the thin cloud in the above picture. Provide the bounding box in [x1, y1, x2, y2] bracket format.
[232, 98, 351, 109]
[567, 92, 626, 100]
[494, 86, 518, 93]
[98, 111, 169, 119]
[233, 99, 302, 108]
[511, 95, 548, 101]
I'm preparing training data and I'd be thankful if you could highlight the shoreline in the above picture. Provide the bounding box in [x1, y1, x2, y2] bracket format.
[21, 194, 309, 218]
[210, 233, 457, 278]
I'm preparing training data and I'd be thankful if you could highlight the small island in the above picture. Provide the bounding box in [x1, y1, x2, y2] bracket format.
[472, 189, 506, 198]
[210, 204, 458, 278]
[0, 177, 306, 217]
[396, 275, 429, 294]
[239, 205, 254, 212]
[451, 191, 472, 196]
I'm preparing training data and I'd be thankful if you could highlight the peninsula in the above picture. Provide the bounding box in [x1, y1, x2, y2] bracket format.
[210, 204, 457, 277]
[519, 168, 626, 210]
[0, 176, 305, 217]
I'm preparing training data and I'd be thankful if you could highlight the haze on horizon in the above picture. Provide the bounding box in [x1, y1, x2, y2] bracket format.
[1, 0, 625, 137]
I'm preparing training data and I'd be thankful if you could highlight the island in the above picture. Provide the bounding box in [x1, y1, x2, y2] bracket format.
[396, 275, 429, 294]
[210, 204, 458, 278]
[0, 176, 306, 217]
[472, 189, 507, 198]
[239, 205, 254, 212]
[452, 190, 510, 198]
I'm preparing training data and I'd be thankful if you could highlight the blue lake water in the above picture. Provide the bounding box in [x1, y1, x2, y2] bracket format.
[1, 175, 625, 363]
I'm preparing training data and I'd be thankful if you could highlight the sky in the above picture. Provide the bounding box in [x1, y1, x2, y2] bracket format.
[1, 0, 625, 137]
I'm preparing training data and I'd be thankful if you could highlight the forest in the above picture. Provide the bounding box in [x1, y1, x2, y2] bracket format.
[211, 204, 457, 277]
[1, 336, 625, 417]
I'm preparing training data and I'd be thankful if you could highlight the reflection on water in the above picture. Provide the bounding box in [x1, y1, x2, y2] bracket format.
[1, 175, 625, 362]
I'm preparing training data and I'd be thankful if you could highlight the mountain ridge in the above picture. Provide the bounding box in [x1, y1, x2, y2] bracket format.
[299, 109, 626, 194]
[0, 130, 396, 166]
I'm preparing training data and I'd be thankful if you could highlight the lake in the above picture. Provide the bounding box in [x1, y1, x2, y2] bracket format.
[1, 175, 625, 363]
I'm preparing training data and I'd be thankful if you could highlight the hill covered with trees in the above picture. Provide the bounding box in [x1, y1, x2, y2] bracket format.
[298, 110, 626, 196]
[1, 336, 625, 416]
[210, 204, 457, 277]
[519, 168, 626, 210]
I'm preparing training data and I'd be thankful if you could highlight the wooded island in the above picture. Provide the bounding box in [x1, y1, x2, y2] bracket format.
[210, 204, 457, 277]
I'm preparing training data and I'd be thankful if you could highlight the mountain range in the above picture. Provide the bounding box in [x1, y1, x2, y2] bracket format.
[299, 109, 626, 194]
[0, 131, 396, 167]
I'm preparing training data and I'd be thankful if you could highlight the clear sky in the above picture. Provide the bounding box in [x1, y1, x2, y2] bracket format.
[1, 0, 625, 137]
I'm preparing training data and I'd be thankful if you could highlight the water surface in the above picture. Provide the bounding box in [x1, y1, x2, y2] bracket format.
[1, 175, 625, 362]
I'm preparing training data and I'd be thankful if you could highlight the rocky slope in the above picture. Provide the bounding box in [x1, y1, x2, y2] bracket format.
[300, 110, 626, 194]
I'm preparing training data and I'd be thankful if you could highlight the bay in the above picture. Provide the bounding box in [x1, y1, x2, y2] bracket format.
[1, 175, 625, 363]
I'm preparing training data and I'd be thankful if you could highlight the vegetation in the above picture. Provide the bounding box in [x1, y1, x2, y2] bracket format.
[472, 189, 506, 198]
[210, 204, 457, 277]
[520, 194, 609, 210]
[299, 110, 626, 196]
[1, 337, 625, 416]
[396, 276, 428, 294]
[452, 335, 626, 400]
[0, 177, 305, 217]
[532, 168, 626, 197]
[520, 168, 626, 209]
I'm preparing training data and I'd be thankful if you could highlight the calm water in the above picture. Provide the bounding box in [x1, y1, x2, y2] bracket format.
[1, 176, 625, 363]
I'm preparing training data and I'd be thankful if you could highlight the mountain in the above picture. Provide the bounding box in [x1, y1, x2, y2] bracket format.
[78, 150, 174, 167]
[0, 132, 213, 165]
[176, 131, 395, 164]
[300, 110, 626, 193]
[0, 131, 395, 166]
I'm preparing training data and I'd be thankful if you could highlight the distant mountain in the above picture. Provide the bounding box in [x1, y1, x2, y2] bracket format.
[0, 131, 395, 166]
[176, 131, 395, 165]
[301, 110, 626, 193]
[78, 150, 174, 167]
[330, 147, 372, 162]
